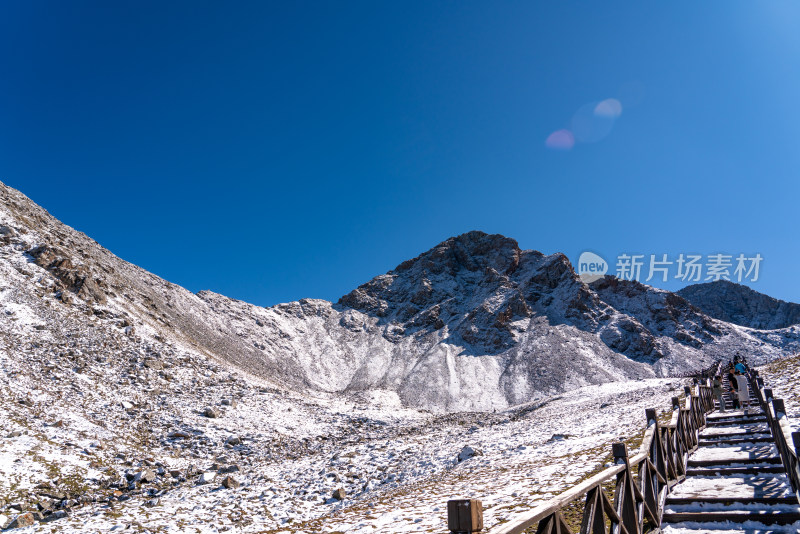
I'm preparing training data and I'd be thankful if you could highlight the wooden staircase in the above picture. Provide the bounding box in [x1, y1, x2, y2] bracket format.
[661, 375, 800, 532]
[448, 360, 800, 534]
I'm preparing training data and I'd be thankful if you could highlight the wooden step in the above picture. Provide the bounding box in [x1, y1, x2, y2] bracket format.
[685, 465, 786, 476]
[701, 430, 771, 440]
[707, 417, 768, 426]
[665, 496, 799, 505]
[688, 456, 782, 467]
[698, 437, 774, 446]
[662, 511, 800, 525]
[707, 412, 765, 421]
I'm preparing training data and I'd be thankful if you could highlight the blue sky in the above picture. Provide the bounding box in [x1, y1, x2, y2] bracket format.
[3, 2, 800, 305]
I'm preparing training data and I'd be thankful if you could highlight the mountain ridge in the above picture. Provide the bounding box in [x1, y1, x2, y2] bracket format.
[2, 180, 799, 411]
[678, 279, 800, 330]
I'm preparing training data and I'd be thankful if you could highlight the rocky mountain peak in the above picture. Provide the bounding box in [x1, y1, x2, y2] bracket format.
[677, 280, 800, 330]
[395, 231, 522, 276]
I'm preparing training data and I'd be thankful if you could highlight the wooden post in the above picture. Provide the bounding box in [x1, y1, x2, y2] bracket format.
[684, 386, 692, 397]
[792, 432, 800, 456]
[646, 408, 657, 424]
[773, 398, 786, 418]
[764, 388, 773, 402]
[448, 499, 483, 533]
[613, 442, 628, 464]
[671, 396, 680, 411]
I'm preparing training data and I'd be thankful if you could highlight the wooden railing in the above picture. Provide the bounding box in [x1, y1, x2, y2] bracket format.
[450, 380, 716, 534]
[749, 370, 800, 503]
[671, 359, 724, 379]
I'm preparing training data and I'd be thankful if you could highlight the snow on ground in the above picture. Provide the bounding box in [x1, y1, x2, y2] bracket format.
[759, 353, 800, 425]
[1, 327, 687, 534]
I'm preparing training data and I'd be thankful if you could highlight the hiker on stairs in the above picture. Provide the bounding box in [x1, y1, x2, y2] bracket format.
[727, 364, 740, 410]
[712, 375, 726, 412]
[734, 368, 750, 413]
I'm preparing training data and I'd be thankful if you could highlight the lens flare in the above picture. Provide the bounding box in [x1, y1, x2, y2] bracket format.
[572, 101, 615, 143]
[545, 129, 575, 150]
[594, 98, 623, 118]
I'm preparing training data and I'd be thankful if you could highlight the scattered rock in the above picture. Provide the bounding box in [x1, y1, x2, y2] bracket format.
[41, 510, 68, 523]
[332, 487, 346, 500]
[5, 512, 35, 529]
[219, 464, 240, 474]
[225, 435, 241, 446]
[547, 433, 572, 442]
[220, 398, 237, 408]
[202, 407, 220, 418]
[167, 430, 191, 439]
[121, 401, 134, 410]
[134, 469, 156, 483]
[144, 359, 163, 370]
[198, 472, 216, 485]
[221, 475, 240, 489]
[7, 430, 22, 438]
[457, 445, 483, 462]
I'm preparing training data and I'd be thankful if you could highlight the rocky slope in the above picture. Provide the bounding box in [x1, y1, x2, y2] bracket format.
[678, 280, 800, 330]
[1, 181, 799, 414]
[3, 180, 800, 532]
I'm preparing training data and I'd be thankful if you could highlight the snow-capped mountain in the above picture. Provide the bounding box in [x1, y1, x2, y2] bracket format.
[677, 280, 800, 330]
[1, 181, 798, 413]
[3, 180, 800, 533]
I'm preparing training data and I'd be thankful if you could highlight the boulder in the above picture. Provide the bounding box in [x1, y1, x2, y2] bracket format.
[218, 464, 240, 474]
[457, 445, 483, 462]
[5, 513, 35, 529]
[202, 407, 220, 418]
[332, 488, 346, 500]
[41, 510, 68, 523]
[221, 476, 240, 489]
